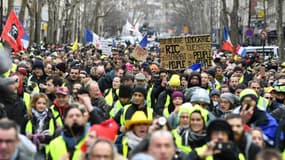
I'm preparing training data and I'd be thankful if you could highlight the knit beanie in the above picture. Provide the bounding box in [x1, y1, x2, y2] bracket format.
[32, 60, 44, 70]
[56, 62, 66, 73]
[207, 119, 234, 141]
[172, 91, 184, 99]
[133, 86, 147, 98]
[168, 74, 180, 86]
[119, 85, 132, 98]
[220, 93, 238, 106]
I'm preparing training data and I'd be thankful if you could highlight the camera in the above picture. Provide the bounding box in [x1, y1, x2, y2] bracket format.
[156, 117, 167, 129]
[214, 141, 234, 151]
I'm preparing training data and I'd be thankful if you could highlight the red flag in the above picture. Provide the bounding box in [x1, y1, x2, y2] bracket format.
[1, 10, 24, 52]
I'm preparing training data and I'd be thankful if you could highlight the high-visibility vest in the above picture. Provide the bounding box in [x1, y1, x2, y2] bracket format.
[171, 129, 191, 153]
[104, 88, 119, 106]
[120, 105, 153, 126]
[195, 144, 245, 160]
[146, 86, 153, 108]
[110, 100, 124, 117]
[163, 95, 171, 117]
[47, 135, 86, 160]
[122, 136, 129, 158]
[25, 117, 56, 136]
[49, 105, 63, 127]
[239, 76, 244, 84]
[23, 92, 31, 111]
[257, 96, 269, 111]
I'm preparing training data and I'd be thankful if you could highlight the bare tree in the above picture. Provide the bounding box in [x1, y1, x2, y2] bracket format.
[19, 0, 28, 21]
[7, 0, 14, 14]
[277, 0, 284, 60]
[169, 0, 210, 34]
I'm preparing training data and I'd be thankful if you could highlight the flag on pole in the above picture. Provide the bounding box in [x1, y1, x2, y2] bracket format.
[188, 62, 203, 71]
[84, 29, 100, 47]
[236, 45, 247, 57]
[71, 39, 78, 51]
[126, 20, 136, 32]
[139, 34, 148, 48]
[1, 10, 25, 52]
[221, 26, 234, 53]
[21, 31, 29, 49]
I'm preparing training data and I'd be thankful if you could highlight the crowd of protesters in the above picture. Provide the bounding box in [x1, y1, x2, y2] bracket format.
[0, 41, 285, 160]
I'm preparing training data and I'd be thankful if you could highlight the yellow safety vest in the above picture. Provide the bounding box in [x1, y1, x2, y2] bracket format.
[146, 86, 153, 108]
[25, 117, 55, 136]
[47, 135, 86, 160]
[50, 105, 63, 127]
[110, 100, 123, 117]
[171, 129, 191, 153]
[239, 76, 244, 84]
[120, 105, 153, 126]
[257, 96, 269, 110]
[23, 92, 31, 111]
[122, 136, 129, 158]
[104, 88, 119, 106]
[195, 144, 245, 160]
[163, 95, 171, 117]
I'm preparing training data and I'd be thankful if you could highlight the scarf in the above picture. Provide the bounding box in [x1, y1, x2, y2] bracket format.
[187, 128, 207, 148]
[126, 131, 143, 149]
[53, 99, 69, 117]
[32, 108, 48, 134]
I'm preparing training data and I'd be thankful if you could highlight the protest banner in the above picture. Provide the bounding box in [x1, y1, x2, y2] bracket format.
[131, 45, 148, 61]
[160, 35, 211, 70]
[99, 40, 112, 56]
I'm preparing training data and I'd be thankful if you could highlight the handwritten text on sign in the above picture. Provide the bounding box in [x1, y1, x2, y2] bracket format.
[160, 35, 211, 70]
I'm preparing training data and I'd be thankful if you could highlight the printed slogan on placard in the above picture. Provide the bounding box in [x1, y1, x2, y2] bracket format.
[160, 35, 211, 70]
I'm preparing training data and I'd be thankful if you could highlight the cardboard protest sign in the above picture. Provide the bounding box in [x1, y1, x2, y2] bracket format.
[99, 40, 112, 56]
[160, 35, 211, 70]
[131, 45, 148, 61]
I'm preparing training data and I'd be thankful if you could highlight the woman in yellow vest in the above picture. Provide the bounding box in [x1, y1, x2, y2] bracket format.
[24, 93, 57, 158]
[115, 111, 152, 158]
[104, 76, 120, 106]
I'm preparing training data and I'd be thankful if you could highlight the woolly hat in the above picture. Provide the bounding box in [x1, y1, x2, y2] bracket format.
[220, 93, 239, 106]
[169, 74, 180, 86]
[206, 119, 234, 141]
[210, 89, 220, 97]
[133, 86, 147, 98]
[119, 85, 132, 98]
[172, 91, 184, 99]
[89, 118, 118, 141]
[56, 62, 66, 73]
[191, 88, 210, 104]
[32, 60, 44, 70]
[135, 73, 146, 81]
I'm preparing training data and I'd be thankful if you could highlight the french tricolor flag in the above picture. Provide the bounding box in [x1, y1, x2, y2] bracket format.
[221, 26, 234, 53]
[236, 45, 247, 57]
[21, 31, 29, 49]
[84, 29, 101, 47]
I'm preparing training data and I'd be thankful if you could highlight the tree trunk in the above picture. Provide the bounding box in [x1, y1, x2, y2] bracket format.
[19, 0, 28, 22]
[277, 0, 284, 60]
[7, 0, 14, 14]
[34, 0, 43, 43]
[230, 0, 239, 47]
[47, 0, 54, 43]
[27, 2, 35, 43]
